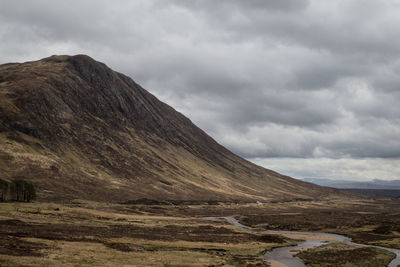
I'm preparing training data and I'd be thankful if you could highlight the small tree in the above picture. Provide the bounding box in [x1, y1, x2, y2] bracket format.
[11, 179, 22, 201]
[0, 179, 9, 201]
[24, 181, 36, 202]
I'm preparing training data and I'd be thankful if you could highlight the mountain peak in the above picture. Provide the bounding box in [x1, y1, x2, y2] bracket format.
[42, 54, 101, 67]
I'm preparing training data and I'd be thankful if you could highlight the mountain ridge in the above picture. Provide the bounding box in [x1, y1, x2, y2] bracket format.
[0, 55, 347, 202]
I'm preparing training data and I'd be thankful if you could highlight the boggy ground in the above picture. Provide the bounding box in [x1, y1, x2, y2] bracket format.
[297, 243, 396, 267]
[237, 199, 400, 250]
[0, 201, 295, 267]
[0, 197, 399, 266]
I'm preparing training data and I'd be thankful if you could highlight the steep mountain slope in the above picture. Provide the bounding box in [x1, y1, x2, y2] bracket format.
[0, 55, 343, 202]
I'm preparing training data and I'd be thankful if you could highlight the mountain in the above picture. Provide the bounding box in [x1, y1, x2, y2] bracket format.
[302, 178, 400, 189]
[302, 178, 400, 198]
[344, 189, 400, 199]
[0, 55, 344, 202]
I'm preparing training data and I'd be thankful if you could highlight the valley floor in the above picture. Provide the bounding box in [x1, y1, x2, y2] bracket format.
[0, 198, 400, 266]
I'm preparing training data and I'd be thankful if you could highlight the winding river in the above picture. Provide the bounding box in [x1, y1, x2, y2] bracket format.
[203, 216, 400, 267]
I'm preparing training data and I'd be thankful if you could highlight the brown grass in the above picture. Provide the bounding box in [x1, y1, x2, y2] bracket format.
[1, 198, 400, 266]
[297, 243, 396, 267]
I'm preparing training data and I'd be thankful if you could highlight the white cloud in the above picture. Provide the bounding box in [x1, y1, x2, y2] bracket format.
[1, 0, 400, 181]
[251, 157, 400, 181]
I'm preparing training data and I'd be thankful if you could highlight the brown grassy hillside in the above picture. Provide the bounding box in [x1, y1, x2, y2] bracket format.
[0, 55, 346, 202]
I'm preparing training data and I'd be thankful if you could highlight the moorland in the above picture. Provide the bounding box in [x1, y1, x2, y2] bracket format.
[1, 196, 400, 266]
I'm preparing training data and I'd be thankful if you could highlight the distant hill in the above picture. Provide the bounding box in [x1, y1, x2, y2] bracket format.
[302, 178, 400, 189]
[0, 55, 347, 202]
[302, 178, 400, 198]
[344, 189, 400, 199]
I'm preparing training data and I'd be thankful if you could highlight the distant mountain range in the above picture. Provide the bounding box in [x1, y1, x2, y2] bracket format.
[302, 178, 400, 198]
[302, 178, 400, 189]
[0, 55, 349, 202]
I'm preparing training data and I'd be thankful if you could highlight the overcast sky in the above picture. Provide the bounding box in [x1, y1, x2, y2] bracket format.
[1, 0, 400, 181]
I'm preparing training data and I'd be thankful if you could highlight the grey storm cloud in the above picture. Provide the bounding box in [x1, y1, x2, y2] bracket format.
[1, 0, 400, 180]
